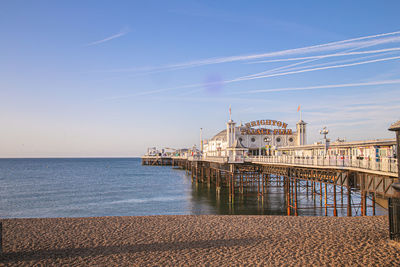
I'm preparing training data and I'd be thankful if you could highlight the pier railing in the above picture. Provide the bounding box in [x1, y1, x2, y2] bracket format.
[248, 155, 398, 175]
[169, 154, 397, 175]
[171, 155, 203, 161]
[202, 156, 229, 163]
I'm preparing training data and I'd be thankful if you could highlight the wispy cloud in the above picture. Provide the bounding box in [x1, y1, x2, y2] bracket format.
[85, 27, 129, 46]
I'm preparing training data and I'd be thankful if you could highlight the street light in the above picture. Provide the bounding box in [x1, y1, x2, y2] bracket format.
[319, 127, 329, 157]
[200, 128, 203, 153]
[263, 137, 271, 156]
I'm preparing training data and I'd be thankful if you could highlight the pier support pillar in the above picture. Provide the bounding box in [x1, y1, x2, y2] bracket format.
[372, 193, 376, 216]
[286, 176, 291, 216]
[361, 191, 367, 216]
[294, 178, 298, 216]
[324, 183, 328, 216]
[333, 184, 337, 217]
[320, 181, 323, 208]
[347, 186, 352, 217]
[341, 185, 344, 206]
[306, 180, 309, 198]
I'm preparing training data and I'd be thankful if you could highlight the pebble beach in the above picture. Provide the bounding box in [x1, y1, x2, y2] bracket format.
[1, 215, 400, 266]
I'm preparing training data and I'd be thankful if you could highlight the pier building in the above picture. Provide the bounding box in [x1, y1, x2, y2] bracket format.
[278, 138, 396, 159]
[202, 118, 306, 158]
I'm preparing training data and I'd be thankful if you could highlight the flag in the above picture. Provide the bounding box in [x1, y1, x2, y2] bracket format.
[297, 105, 301, 112]
[229, 105, 231, 119]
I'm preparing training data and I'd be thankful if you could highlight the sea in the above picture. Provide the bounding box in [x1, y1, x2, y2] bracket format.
[0, 158, 387, 218]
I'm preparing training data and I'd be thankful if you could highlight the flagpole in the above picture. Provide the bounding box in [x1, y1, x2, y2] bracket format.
[297, 105, 302, 121]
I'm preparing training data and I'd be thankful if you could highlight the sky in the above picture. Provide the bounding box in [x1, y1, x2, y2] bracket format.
[1, 1, 400, 157]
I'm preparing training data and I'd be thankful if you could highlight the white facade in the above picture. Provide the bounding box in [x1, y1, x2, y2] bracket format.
[296, 120, 307, 146]
[203, 119, 305, 158]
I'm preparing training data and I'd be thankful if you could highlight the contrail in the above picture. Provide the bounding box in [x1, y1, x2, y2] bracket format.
[96, 30, 400, 73]
[229, 55, 400, 83]
[237, 37, 400, 80]
[230, 79, 400, 95]
[99, 82, 205, 101]
[106, 55, 400, 100]
[247, 47, 400, 64]
[258, 51, 397, 75]
[86, 28, 129, 46]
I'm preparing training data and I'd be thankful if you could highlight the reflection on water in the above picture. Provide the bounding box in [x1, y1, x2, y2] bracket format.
[186, 171, 388, 217]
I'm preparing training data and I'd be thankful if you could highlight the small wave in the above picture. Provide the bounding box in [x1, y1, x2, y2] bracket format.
[108, 196, 187, 205]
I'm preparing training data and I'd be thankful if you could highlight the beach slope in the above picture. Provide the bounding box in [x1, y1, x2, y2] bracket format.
[1, 215, 399, 266]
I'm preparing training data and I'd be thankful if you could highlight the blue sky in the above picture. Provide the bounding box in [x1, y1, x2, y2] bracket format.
[1, 1, 400, 157]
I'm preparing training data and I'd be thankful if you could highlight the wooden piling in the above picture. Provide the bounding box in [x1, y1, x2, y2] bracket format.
[333, 184, 337, 216]
[287, 177, 291, 216]
[294, 178, 298, 216]
[361, 191, 367, 216]
[320, 181, 323, 207]
[347, 186, 352, 217]
[372, 193, 376, 216]
[324, 183, 328, 216]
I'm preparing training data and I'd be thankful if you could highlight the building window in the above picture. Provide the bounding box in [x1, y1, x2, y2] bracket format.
[251, 137, 256, 142]
[276, 137, 281, 143]
[289, 137, 293, 142]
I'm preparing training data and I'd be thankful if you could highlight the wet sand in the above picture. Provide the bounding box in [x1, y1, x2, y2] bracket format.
[1, 215, 399, 266]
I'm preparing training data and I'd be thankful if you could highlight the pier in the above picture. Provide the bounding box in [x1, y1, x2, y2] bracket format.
[141, 156, 173, 166]
[142, 118, 400, 239]
[144, 154, 397, 217]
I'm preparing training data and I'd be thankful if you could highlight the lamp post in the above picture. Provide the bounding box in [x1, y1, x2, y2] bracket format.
[263, 136, 271, 156]
[200, 128, 203, 153]
[319, 127, 329, 157]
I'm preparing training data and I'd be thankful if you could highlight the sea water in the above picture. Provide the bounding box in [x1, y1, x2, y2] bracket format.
[0, 158, 387, 218]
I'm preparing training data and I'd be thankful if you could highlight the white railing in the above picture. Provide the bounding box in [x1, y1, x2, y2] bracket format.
[170, 154, 397, 174]
[171, 156, 187, 159]
[228, 155, 244, 163]
[203, 156, 229, 163]
[250, 155, 398, 174]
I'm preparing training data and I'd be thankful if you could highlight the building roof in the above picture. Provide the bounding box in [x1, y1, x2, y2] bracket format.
[278, 138, 396, 151]
[210, 129, 227, 141]
[389, 120, 400, 131]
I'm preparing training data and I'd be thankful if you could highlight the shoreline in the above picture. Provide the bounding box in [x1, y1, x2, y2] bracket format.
[1, 215, 400, 266]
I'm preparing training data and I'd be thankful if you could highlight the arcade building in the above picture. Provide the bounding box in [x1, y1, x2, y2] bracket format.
[202, 118, 306, 158]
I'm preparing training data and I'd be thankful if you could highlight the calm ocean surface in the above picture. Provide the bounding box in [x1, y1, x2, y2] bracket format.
[0, 158, 387, 218]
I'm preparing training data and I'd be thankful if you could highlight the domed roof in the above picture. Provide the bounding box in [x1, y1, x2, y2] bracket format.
[210, 129, 227, 141]
[389, 120, 400, 131]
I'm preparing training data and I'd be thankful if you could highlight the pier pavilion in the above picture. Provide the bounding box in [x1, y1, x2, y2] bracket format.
[202, 118, 306, 158]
